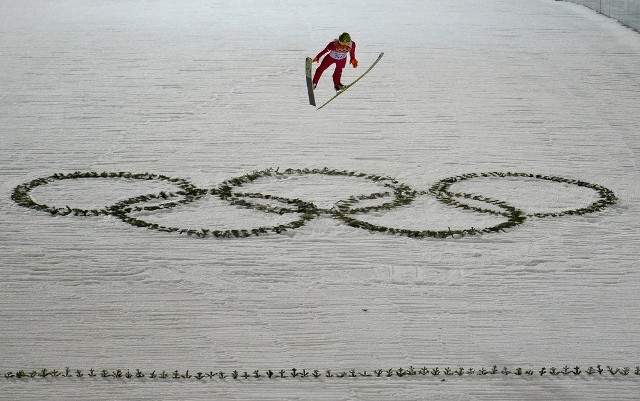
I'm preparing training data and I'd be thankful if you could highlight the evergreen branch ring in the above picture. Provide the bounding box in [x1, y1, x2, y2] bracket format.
[11, 168, 617, 239]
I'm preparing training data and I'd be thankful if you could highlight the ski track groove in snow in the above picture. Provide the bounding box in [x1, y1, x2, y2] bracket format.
[1, 0, 640, 400]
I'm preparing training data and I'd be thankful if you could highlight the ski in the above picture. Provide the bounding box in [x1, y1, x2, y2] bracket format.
[305, 57, 316, 106]
[316, 52, 384, 110]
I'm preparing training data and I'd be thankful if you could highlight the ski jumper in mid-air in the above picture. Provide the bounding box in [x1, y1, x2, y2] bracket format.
[312, 32, 358, 91]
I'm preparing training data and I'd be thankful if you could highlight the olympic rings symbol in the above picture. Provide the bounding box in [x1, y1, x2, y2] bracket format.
[11, 168, 618, 239]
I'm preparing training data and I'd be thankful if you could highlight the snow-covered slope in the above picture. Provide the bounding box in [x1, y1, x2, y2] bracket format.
[1, 0, 639, 399]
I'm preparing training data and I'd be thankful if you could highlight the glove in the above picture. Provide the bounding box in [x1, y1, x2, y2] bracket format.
[350, 58, 358, 68]
[312, 56, 320, 63]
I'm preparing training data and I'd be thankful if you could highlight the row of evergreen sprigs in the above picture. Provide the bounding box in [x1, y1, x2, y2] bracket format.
[11, 169, 618, 239]
[3, 365, 639, 380]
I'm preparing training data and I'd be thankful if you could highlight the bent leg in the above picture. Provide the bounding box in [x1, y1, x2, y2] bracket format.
[332, 58, 347, 88]
[313, 56, 335, 85]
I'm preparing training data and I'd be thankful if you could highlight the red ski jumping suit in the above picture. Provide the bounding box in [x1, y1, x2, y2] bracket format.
[312, 40, 357, 88]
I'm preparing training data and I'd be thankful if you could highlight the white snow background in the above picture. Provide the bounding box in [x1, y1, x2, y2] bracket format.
[1, 0, 640, 399]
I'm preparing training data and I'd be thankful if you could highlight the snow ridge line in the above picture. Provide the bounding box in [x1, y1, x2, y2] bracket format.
[11, 169, 618, 239]
[3, 365, 640, 381]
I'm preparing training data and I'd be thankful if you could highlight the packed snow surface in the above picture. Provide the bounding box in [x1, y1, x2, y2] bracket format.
[1, 0, 640, 399]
